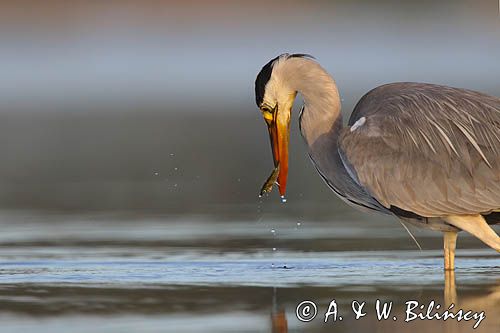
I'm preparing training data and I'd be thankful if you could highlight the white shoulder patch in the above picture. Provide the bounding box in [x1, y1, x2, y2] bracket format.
[350, 116, 366, 132]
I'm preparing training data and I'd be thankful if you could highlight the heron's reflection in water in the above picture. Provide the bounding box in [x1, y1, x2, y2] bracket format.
[265, 275, 498, 333]
[446, 275, 499, 333]
[444, 269, 499, 308]
[271, 287, 288, 333]
[444, 270, 457, 306]
[374, 276, 499, 333]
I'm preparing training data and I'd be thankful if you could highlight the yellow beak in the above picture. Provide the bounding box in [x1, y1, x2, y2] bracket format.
[264, 106, 290, 197]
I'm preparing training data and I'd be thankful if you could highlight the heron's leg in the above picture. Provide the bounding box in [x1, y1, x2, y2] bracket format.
[443, 232, 458, 306]
[444, 215, 500, 252]
[443, 231, 457, 271]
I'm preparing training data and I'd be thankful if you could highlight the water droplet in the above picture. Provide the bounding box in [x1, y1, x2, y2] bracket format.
[280, 195, 287, 203]
[297, 222, 301, 226]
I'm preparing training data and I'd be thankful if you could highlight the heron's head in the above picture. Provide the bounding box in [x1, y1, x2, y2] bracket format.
[254, 53, 312, 197]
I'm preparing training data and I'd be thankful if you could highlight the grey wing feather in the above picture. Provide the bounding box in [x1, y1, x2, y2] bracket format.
[339, 82, 500, 217]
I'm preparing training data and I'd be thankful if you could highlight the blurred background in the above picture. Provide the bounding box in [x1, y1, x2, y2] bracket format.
[0, 0, 499, 219]
[0, 2, 499, 333]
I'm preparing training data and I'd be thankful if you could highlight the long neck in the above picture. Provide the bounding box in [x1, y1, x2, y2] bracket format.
[280, 59, 343, 162]
[275, 58, 343, 146]
[272, 57, 386, 212]
[295, 71, 342, 147]
[275, 58, 352, 197]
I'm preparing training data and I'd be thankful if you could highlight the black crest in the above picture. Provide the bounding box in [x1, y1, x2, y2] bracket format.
[254, 55, 280, 107]
[254, 53, 314, 106]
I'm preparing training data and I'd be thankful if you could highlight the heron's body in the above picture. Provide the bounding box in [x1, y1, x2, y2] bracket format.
[255, 54, 500, 270]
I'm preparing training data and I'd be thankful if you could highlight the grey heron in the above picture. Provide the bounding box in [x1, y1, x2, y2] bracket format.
[255, 53, 500, 271]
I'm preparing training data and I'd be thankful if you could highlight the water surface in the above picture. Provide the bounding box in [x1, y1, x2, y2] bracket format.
[0, 213, 498, 332]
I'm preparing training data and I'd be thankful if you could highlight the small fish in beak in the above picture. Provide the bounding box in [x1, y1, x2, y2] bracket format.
[257, 91, 294, 201]
[258, 102, 292, 201]
[259, 164, 280, 197]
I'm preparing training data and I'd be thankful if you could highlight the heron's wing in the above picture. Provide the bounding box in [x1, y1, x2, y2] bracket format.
[338, 82, 500, 217]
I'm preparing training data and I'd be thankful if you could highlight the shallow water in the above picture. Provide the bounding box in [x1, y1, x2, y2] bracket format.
[0, 213, 498, 332]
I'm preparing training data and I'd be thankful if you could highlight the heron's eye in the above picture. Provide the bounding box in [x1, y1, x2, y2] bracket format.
[261, 105, 273, 113]
[261, 109, 274, 123]
[260, 104, 276, 124]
